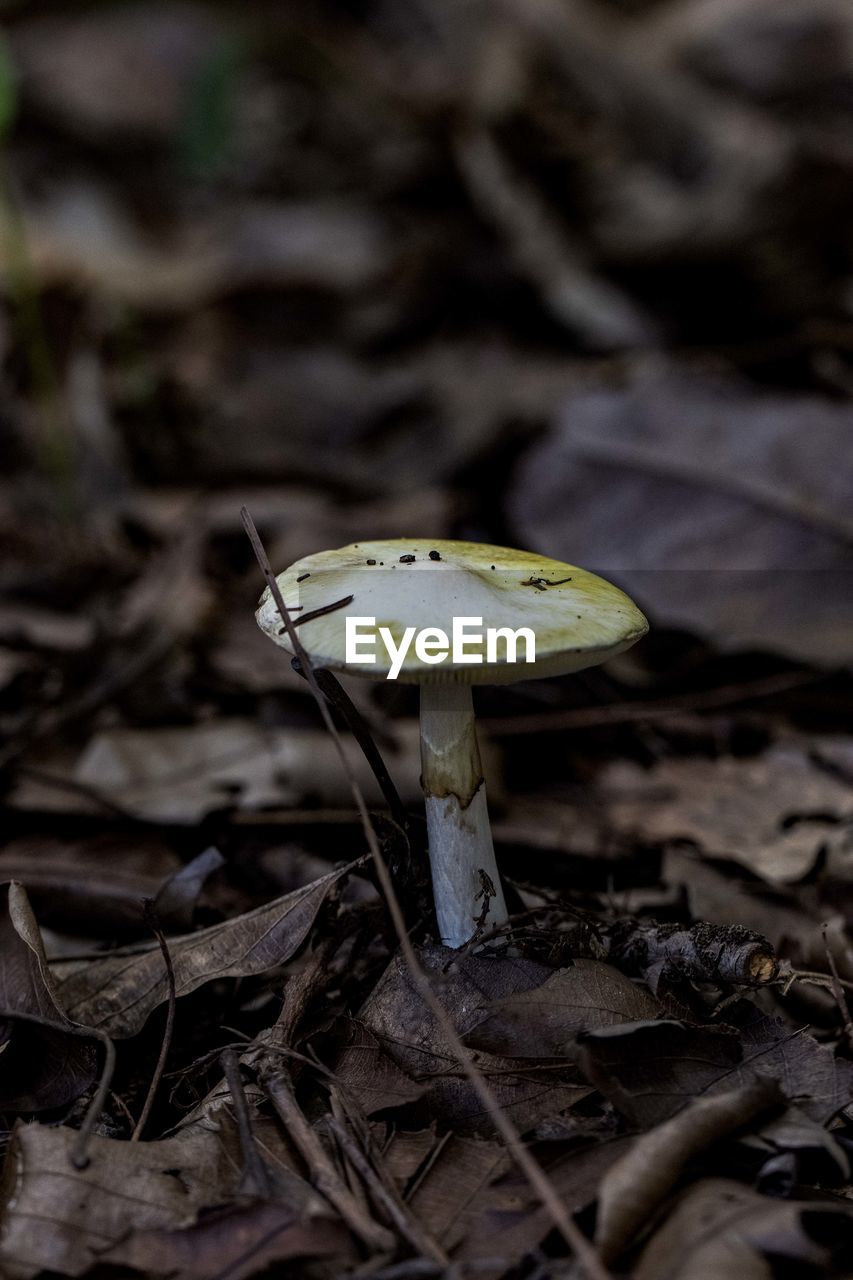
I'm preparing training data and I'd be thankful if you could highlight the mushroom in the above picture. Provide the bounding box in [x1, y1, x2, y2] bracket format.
[255, 539, 647, 948]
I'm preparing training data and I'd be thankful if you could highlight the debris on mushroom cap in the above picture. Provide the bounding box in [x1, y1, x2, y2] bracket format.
[256, 539, 647, 684]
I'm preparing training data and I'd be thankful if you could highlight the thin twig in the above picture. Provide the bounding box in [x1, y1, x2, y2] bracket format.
[13, 766, 137, 819]
[263, 1070, 395, 1252]
[241, 506, 611, 1280]
[0, 1007, 115, 1169]
[780, 967, 853, 995]
[328, 1115, 448, 1264]
[820, 931, 853, 1049]
[292, 595, 355, 627]
[483, 669, 824, 736]
[442, 906, 556, 970]
[131, 899, 177, 1141]
[292, 659, 410, 830]
[220, 1049, 272, 1200]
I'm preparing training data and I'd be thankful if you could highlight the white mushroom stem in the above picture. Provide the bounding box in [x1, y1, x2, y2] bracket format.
[419, 682, 508, 948]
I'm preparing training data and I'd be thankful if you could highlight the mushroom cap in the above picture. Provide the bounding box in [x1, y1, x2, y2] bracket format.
[256, 539, 648, 684]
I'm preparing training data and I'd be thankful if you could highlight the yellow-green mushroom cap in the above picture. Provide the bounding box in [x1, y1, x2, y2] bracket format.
[256, 539, 648, 684]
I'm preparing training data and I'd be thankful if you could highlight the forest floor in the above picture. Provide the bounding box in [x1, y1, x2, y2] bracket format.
[1, 2, 853, 1277]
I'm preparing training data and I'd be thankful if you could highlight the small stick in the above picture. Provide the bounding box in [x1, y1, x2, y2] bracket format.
[0, 1007, 115, 1169]
[220, 1049, 272, 1200]
[292, 659, 410, 831]
[131, 899, 177, 1141]
[263, 1070, 394, 1253]
[293, 595, 354, 627]
[822, 925, 853, 1049]
[328, 1115, 448, 1264]
[779, 966, 853, 995]
[483, 669, 823, 736]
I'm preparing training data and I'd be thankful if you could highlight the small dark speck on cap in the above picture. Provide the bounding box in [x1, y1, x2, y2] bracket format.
[429, 549, 441, 561]
[400, 554, 416, 563]
[366, 559, 376, 565]
[297, 573, 310, 583]
[379, 561, 384, 565]
[490, 565, 495, 570]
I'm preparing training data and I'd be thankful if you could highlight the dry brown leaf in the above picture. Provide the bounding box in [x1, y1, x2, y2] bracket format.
[744, 1103, 850, 1184]
[594, 1077, 780, 1262]
[66, 719, 426, 823]
[359, 1126, 511, 1255]
[379, 1126, 440, 1191]
[510, 364, 853, 663]
[0, 1120, 238, 1278]
[52, 863, 353, 1037]
[357, 945, 590, 1134]
[331, 1018, 427, 1114]
[7, 717, 430, 822]
[600, 742, 853, 883]
[457, 1136, 634, 1268]
[0, 1105, 335, 1280]
[406, 1133, 510, 1252]
[581, 1002, 853, 1126]
[99, 1200, 353, 1279]
[635, 1177, 853, 1280]
[464, 959, 661, 1058]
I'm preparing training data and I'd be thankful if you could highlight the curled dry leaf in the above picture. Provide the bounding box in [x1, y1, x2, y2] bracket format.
[464, 959, 661, 1058]
[744, 1104, 850, 1184]
[52, 863, 354, 1037]
[634, 1177, 853, 1280]
[594, 1077, 781, 1263]
[152, 845, 226, 931]
[0, 883, 97, 1111]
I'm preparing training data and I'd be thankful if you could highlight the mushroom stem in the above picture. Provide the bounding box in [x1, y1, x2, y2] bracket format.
[419, 682, 508, 948]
